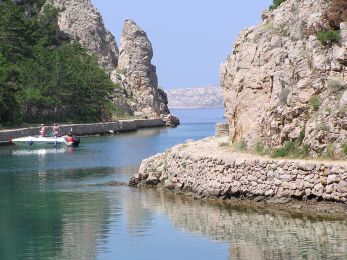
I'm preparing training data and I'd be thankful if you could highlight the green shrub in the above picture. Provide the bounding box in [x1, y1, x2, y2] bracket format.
[342, 144, 347, 155]
[272, 141, 310, 159]
[272, 147, 288, 158]
[298, 127, 305, 144]
[316, 30, 340, 46]
[309, 95, 320, 111]
[269, 0, 286, 10]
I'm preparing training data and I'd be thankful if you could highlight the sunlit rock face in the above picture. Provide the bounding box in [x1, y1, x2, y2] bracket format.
[10, 0, 174, 121]
[221, 0, 347, 157]
[49, 0, 119, 73]
[117, 19, 170, 118]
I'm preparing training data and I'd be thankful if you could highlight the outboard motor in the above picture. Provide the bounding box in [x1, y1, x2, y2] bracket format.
[72, 137, 80, 147]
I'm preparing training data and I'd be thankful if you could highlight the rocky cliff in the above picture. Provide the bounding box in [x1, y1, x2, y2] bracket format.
[115, 20, 170, 118]
[167, 85, 224, 109]
[49, 0, 118, 73]
[220, 0, 347, 157]
[47, 1, 172, 120]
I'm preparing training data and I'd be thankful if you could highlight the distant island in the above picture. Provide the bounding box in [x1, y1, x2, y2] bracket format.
[166, 85, 224, 109]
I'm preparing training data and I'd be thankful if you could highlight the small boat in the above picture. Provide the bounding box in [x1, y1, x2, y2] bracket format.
[11, 136, 80, 147]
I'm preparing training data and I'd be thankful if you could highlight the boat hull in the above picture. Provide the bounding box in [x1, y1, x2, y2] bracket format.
[12, 136, 68, 147]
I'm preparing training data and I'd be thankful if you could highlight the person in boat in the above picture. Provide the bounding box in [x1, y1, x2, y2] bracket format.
[66, 133, 74, 145]
[52, 123, 61, 137]
[39, 124, 46, 137]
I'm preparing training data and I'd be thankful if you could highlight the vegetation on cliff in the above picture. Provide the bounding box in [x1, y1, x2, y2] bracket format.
[269, 0, 286, 11]
[0, 0, 120, 125]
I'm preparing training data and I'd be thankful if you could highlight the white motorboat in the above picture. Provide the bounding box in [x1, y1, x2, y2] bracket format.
[11, 136, 80, 147]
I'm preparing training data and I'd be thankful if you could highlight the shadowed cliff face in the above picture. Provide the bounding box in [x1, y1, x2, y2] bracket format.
[221, 0, 347, 157]
[116, 19, 170, 118]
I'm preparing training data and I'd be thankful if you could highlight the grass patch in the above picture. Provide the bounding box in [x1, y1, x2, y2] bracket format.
[232, 141, 247, 152]
[309, 95, 320, 111]
[272, 141, 310, 159]
[316, 30, 340, 46]
[271, 127, 309, 158]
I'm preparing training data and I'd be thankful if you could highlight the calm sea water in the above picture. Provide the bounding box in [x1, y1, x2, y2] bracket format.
[0, 108, 346, 260]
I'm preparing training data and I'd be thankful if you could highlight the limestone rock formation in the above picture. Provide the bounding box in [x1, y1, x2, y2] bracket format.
[49, 0, 118, 73]
[117, 19, 170, 118]
[10, 0, 176, 123]
[220, 0, 347, 157]
[167, 86, 224, 109]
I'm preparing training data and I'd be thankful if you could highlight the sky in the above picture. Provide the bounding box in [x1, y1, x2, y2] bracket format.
[91, 0, 272, 90]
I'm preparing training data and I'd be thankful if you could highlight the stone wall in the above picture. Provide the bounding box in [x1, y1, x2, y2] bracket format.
[131, 138, 347, 203]
[0, 119, 165, 142]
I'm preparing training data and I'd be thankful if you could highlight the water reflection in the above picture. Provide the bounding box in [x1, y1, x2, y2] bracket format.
[123, 189, 347, 259]
[0, 185, 115, 259]
[11, 147, 69, 156]
[1, 109, 346, 259]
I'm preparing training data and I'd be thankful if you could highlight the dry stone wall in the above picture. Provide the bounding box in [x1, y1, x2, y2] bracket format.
[131, 138, 347, 203]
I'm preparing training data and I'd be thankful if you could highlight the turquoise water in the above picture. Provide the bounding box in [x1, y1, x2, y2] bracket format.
[0, 108, 346, 259]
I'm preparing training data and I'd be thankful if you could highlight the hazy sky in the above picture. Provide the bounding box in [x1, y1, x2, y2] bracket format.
[92, 0, 272, 90]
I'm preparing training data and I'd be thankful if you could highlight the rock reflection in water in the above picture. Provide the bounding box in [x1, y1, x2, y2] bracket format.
[124, 189, 347, 259]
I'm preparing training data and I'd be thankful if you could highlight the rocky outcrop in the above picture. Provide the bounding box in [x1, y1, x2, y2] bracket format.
[49, 0, 118, 73]
[166, 85, 224, 109]
[116, 19, 170, 118]
[130, 137, 347, 203]
[220, 0, 347, 157]
[11, 0, 176, 123]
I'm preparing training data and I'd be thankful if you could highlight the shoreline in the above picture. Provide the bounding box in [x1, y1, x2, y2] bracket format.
[130, 136, 347, 215]
[0, 119, 165, 143]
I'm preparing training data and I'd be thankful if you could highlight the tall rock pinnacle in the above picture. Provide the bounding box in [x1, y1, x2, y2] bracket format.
[118, 19, 170, 118]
